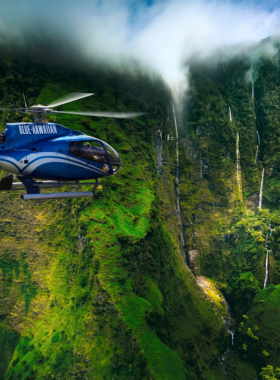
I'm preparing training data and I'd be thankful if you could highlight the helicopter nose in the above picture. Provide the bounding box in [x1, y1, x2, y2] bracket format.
[110, 149, 121, 173]
[102, 142, 122, 174]
[109, 150, 121, 174]
[112, 157, 121, 174]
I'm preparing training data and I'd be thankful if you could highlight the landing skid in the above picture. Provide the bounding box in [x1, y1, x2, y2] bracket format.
[0, 175, 101, 200]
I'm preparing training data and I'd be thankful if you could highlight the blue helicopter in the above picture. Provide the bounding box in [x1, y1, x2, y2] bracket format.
[0, 93, 144, 200]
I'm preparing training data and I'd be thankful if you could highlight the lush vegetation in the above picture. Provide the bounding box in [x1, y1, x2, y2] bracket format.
[178, 40, 280, 379]
[2, 37, 280, 380]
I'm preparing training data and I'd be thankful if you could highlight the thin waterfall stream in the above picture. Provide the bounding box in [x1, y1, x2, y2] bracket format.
[172, 104, 187, 263]
[255, 130, 260, 163]
[263, 224, 273, 289]
[229, 107, 232, 122]
[255, 146, 259, 164]
[221, 327, 235, 373]
[221, 299, 235, 371]
[155, 129, 163, 174]
[22, 89, 27, 108]
[264, 240, 269, 289]
[236, 133, 242, 200]
[259, 168, 265, 209]
[231, 331, 235, 345]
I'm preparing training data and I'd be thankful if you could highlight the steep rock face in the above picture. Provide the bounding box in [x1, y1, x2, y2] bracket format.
[0, 55, 226, 379]
[178, 41, 280, 378]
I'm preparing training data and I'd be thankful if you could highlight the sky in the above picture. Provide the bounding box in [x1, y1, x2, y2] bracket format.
[0, 0, 280, 92]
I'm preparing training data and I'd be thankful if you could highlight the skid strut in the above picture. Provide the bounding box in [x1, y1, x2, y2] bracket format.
[22, 191, 96, 200]
[18, 178, 101, 200]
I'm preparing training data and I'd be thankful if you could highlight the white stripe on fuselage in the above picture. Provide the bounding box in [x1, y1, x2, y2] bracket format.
[1, 161, 20, 174]
[0, 155, 24, 168]
[22, 157, 101, 175]
[0, 152, 108, 176]
[22, 152, 107, 176]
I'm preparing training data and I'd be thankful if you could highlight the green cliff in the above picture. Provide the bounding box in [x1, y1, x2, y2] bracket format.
[178, 39, 280, 379]
[2, 37, 280, 380]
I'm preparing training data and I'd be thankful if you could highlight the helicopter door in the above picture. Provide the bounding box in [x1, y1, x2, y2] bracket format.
[68, 141, 89, 179]
[55, 142, 71, 179]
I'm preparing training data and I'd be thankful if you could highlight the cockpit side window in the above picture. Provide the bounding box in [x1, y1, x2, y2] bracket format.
[69, 141, 109, 163]
[69, 141, 82, 157]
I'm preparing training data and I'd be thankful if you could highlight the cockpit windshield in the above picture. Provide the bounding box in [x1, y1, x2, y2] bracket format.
[69, 141, 108, 163]
[69, 141, 121, 173]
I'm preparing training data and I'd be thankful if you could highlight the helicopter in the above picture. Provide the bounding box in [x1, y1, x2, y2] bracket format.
[0, 92, 144, 200]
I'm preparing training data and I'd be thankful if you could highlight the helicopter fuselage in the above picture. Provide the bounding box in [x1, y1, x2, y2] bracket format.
[0, 122, 121, 182]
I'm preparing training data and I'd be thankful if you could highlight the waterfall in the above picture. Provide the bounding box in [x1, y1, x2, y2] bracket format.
[255, 146, 259, 164]
[221, 329, 235, 373]
[173, 104, 187, 263]
[263, 225, 273, 289]
[221, 349, 231, 373]
[236, 133, 242, 200]
[229, 107, 232, 122]
[255, 131, 260, 164]
[173, 104, 179, 185]
[221, 300, 235, 372]
[155, 130, 163, 174]
[231, 331, 235, 345]
[22, 90, 27, 108]
[264, 241, 269, 289]
[259, 168, 265, 209]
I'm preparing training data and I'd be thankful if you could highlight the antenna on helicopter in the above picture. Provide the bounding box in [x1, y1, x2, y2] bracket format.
[0, 92, 145, 123]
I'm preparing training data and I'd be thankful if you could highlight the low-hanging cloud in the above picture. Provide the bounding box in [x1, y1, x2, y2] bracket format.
[1, 0, 280, 92]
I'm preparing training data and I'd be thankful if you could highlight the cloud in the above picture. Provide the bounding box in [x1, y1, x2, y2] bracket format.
[129, 0, 280, 89]
[0, 0, 280, 92]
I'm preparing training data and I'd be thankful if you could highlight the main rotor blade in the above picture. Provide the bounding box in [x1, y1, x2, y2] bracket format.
[48, 93, 94, 108]
[0, 108, 19, 112]
[52, 110, 146, 119]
